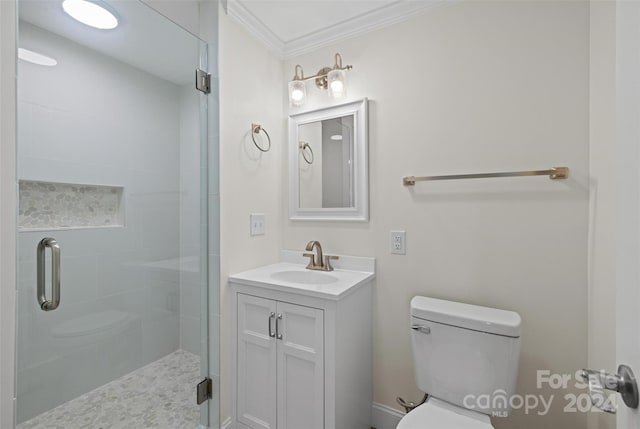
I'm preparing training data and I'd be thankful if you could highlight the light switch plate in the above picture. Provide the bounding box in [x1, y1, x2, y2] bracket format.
[250, 213, 265, 236]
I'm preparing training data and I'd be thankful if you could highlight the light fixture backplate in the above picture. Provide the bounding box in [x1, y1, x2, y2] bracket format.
[315, 67, 332, 90]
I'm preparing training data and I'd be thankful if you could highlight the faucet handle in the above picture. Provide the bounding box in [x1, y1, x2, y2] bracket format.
[323, 255, 339, 271]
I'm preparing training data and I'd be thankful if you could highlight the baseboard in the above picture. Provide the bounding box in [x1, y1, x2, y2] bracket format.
[220, 406, 400, 429]
[372, 402, 404, 429]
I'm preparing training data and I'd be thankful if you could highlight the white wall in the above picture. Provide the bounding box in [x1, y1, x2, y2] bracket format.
[0, 0, 18, 427]
[587, 2, 616, 429]
[218, 4, 284, 424]
[283, 2, 589, 428]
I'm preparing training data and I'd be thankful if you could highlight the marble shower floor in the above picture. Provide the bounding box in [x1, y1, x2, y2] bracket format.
[17, 349, 201, 429]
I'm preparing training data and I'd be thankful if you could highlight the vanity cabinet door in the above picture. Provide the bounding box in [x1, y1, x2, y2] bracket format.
[236, 293, 325, 429]
[276, 302, 324, 429]
[237, 294, 278, 429]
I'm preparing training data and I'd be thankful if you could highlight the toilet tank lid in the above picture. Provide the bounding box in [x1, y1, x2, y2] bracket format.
[411, 296, 521, 337]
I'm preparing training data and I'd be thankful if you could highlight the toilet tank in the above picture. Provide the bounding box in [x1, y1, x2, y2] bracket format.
[410, 296, 521, 417]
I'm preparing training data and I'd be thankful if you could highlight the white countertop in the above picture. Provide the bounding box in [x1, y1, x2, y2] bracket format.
[229, 258, 375, 300]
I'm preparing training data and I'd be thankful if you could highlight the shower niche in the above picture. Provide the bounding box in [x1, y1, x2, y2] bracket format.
[18, 180, 124, 230]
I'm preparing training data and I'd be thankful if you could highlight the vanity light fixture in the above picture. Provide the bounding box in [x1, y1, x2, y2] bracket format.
[62, 0, 119, 30]
[288, 65, 307, 107]
[288, 53, 352, 107]
[18, 48, 57, 66]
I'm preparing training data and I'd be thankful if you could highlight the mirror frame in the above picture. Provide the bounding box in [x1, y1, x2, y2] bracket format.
[288, 98, 369, 221]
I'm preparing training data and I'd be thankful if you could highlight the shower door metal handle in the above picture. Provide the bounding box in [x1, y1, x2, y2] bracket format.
[37, 237, 60, 311]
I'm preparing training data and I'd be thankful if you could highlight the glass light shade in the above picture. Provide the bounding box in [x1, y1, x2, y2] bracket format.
[62, 0, 119, 29]
[327, 69, 346, 99]
[288, 80, 306, 107]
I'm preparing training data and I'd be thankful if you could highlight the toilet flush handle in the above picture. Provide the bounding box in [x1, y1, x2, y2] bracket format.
[397, 394, 429, 413]
[411, 325, 431, 335]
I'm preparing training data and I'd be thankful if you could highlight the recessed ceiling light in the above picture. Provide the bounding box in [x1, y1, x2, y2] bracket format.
[330, 135, 343, 141]
[62, 0, 119, 30]
[18, 48, 57, 66]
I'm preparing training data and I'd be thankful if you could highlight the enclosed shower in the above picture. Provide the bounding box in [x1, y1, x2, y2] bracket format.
[14, 1, 218, 428]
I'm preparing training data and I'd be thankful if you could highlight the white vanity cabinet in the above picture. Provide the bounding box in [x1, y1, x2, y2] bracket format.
[229, 256, 374, 429]
[236, 294, 324, 429]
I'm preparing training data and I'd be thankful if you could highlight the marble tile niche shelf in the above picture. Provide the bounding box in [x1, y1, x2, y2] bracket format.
[19, 180, 124, 231]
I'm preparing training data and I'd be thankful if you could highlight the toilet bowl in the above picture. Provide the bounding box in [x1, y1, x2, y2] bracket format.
[397, 398, 492, 429]
[396, 296, 522, 428]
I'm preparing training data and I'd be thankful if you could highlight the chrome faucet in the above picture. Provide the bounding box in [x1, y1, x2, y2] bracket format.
[303, 240, 339, 271]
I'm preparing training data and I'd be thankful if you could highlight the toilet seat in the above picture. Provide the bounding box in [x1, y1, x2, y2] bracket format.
[396, 398, 493, 429]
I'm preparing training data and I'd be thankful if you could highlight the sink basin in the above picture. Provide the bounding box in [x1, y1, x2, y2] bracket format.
[230, 257, 374, 300]
[270, 270, 338, 285]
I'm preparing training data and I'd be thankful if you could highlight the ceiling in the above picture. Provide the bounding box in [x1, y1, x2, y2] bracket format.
[19, 0, 201, 86]
[225, 0, 448, 59]
[19, 0, 447, 81]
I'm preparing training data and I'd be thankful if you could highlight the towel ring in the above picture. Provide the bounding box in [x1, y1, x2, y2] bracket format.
[299, 142, 314, 164]
[251, 123, 271, 152]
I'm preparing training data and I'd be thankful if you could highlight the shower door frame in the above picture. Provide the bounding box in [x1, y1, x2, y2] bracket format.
[0, 0, 19, 427]
[0, 1, 218, 427]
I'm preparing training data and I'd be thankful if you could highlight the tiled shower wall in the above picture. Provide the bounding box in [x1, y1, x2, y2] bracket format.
[16, 22, 199, 422]
[179, 83, 202, 356]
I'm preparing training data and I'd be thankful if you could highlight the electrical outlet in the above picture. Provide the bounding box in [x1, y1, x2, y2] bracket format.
[250, 213, 265, 236]
[390, 230, 406, 255]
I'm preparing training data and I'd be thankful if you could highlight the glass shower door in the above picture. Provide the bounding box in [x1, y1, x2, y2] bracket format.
[15, 1, 211, 427]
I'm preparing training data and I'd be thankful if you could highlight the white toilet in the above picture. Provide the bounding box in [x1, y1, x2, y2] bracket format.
[397, 296, 522, 429]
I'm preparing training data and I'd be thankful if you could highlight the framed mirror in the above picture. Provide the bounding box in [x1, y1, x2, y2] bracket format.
[288, 98, 368, 221]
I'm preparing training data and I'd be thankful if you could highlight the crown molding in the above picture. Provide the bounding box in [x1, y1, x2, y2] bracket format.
[226, 0, 453, 60]
[226, 0, 285, 56]
[282, 1, 450, 59]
